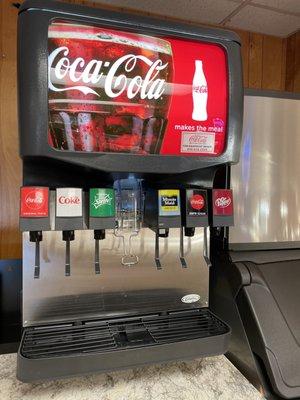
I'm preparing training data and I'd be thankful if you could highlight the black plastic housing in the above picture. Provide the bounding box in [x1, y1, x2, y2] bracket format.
[18, 0, 243, 177]
[210, 247, 300, 399]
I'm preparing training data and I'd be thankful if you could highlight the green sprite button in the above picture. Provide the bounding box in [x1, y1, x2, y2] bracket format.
[89, 188, 115, 218]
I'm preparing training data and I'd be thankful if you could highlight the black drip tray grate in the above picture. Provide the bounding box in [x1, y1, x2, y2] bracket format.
[22, 322, 116, 358]
[21, 308, 229, 359]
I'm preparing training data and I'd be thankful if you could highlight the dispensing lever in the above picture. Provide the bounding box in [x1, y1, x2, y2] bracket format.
[94, 229, 105, 274]
[155, 230, 162, 270]
[34, 238, 40, 279]
[29, 231, 43, 279]
[179, 227, 187, 268]
[95, 238, 100, 274]
[62, 230, 74, 276]
[203, 227, 211, 268]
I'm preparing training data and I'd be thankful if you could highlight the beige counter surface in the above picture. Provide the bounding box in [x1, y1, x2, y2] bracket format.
[0, 353, 264, 400]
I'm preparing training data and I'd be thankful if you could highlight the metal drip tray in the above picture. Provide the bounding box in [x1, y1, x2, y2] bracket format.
[18, 308, 230, 382]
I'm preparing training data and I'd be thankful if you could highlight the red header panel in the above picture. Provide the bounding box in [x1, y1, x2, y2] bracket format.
[48, 21, 228, 156]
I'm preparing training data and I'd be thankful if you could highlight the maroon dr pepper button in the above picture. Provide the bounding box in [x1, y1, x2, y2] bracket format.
[212, 189, 234, 227]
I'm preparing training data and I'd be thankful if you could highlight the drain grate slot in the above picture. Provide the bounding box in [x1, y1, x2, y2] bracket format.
[21, 308, 229, 359]
[22, 322, 116, 358]
[143, 309, 227, 343]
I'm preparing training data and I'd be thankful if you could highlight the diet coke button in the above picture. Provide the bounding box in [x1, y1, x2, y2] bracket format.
[56, 188, 83, 217]
[20, 187, 49, 218]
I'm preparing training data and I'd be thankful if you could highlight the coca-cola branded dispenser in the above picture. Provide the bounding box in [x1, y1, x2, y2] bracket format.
[17, 0, 243, 381]
[55, 188, 84, 276]
[20, 187, 51, 279]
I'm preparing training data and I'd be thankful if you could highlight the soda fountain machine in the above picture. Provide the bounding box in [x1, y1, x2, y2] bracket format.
[17, 0, 243, 381]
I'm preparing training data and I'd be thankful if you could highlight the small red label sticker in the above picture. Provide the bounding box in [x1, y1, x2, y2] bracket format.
[213, 189, 233, 216]
[20, 187, 49, 218]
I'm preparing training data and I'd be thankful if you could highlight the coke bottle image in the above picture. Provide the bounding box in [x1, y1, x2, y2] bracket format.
[48, 21, 173, 154]
[192, 60, 208, 121]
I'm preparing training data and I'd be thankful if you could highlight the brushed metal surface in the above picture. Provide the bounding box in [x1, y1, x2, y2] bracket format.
[23, 228, 209, 326]
[230, 95, 300, 246]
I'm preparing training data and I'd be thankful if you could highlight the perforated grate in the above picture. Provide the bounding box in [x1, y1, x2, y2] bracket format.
[21, 308, 229, 359]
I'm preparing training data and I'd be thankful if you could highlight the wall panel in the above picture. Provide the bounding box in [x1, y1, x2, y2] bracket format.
[0, 1, 22, 259]
[286, 31, 300, 93]
[262, 35, 284, 91]
[249, 33, 263, 89]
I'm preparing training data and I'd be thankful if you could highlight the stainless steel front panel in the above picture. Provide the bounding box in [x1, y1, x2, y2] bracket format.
[23, 228, 209, 326]
[230, 95, 300, 247]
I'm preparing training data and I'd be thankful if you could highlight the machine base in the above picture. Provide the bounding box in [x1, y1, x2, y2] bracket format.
[17, 308, 230, 382]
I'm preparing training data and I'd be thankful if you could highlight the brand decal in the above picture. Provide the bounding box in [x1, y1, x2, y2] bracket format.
[20, 187, 49, 218]
[193, 85, 208, 94]
[190, 194, 205, 210]
[159, 189, 180, 216]
[56, 188, 83, 218]
[212, 189, 233, 217]
[58, 196, 81, 205]
[181, 294, 201, 304]
[161, 196, 178, 207]
[186, 189, 207, 217]
[92, 193, 113, 209]
[215, 196, 231, 208]
[25, 191, 45, 210]
[48, 47, 168, 99]
[181, 132, 215, 154]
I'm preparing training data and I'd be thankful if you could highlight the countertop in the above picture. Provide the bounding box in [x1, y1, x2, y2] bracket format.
[0, 353, 264, 400]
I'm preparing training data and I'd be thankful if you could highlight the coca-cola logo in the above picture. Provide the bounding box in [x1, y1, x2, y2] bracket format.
[215, 196, 231, 208]
[25, 191, 45, 210]
[193, 85, 208, 93]
[48, 47, 168, 100]
[188, 135, 207, 145]
[58, 196, 81, 205]
[190, 194, 205, 210]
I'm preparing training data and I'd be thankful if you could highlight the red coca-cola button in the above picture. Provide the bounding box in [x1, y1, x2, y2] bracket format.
[20, 187, 49, 218]
[213, 189, 233, 216]
[190, 194, 205, 210]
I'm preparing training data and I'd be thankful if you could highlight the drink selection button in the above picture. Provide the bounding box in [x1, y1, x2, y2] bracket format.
[56, 188, 83, 217]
